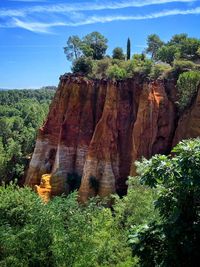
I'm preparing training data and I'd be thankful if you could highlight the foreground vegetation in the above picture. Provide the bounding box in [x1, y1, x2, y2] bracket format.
[0, 88, 55, 184]
[0, 139, 200, 266]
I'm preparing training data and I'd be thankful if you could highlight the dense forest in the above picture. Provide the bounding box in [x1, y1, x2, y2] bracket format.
[0, 88, 55, 185]
[0, 32, 200, 266]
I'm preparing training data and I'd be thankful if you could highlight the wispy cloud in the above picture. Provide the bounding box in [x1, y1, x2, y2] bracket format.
[9, 0, 47, 2]
[0, 0, 199, 33]
[74, 6, 200, 25]
[0, 0, 197, 18]
[12, 18, 65, 33]
[7, 6, 200, 33]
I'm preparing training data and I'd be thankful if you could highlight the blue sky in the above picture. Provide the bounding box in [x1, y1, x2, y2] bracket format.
[0, 0, 200, 88]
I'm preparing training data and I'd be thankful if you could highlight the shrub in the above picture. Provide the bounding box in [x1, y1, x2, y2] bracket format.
[123, 54, 153, 77]
[113, 178, 158, 233]
[91, 58, 111, 79]
[150, 63, 172, 79]
[72, 56, 93, 75]
[112, 47, 125, 60]
[177, 70, 200, 110]
[173, 59, 196, 73]
[156, 45, 179, 64]
[108, 64, 128, 79]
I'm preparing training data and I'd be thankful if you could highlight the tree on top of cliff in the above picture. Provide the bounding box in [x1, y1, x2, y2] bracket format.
[64, 35, 82, 61]
[146, 34, 165, 60]
[127, 38, 131, 60]
[81, 32, 108, 60]
[64, 32, 108, 62]
[112, 47, 125, 60]
[72, 56, 93, 75]
[146, 33, 200, 65]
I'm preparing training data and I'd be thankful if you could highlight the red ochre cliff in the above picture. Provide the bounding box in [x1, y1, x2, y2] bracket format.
[25, 74, 200, 202]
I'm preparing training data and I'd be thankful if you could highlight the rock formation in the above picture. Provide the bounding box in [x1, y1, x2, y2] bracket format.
[25, 74, 200, 202]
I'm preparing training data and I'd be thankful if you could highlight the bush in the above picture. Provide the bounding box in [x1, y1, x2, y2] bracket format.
[177, 70, 200, 110]
[113, 178, 158, 233]
[130, 138, 200, 267]
[0, 183, 135, 266]
[91, 58, 111, 79]
[108, 64, 128, 79]
[112, 47, 125, 60]
[157, 45, 179, 64]
[72, 56, 93, 75]
[173, 59, 196, 73]
[123, 54, 153, 77]
[150, 63, 172, 79]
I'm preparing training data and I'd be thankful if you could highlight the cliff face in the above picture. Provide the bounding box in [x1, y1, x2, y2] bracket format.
[25, 74, 199, 202]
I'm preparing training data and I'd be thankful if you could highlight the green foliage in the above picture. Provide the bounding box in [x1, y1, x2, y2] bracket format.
[0, 184, 135, 266]
[150, 63, 172, 79]
[127, 38, 131, 60]
[130, 138, 200, 267]
[157, 45, 179, 64]
[89, 54, 154, 79]
[65, 32, 108, 63]
[0, 183, 58, 266]
[179, 37, 200, 60]
[64, 35, 82, 61]
[177, 70, 200, 110]
[0, 88, 54, 106]
[168, 33, 188, 46]
[130, 54, 153, 76]
[67, 32, 200, 80]
[82, 32, 108, 60]
[0, 89, 54, 184]
[108, 64, 127, 79]
[146, 34, 164, 60]
[113, 178, 158, 233]
[173, 59, 197, 73]
[91, 58, 111, 79]
[152, 33, 200, 64]
[72, 56, 94, 75]
[112, 47, 125, 60]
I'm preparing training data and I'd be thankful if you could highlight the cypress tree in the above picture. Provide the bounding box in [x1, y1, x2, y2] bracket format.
[127, 38, 131, 60]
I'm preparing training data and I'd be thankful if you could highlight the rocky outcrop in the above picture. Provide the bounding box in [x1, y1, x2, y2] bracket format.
[25, 74, 199, 202]
[173, 87, 200, 146]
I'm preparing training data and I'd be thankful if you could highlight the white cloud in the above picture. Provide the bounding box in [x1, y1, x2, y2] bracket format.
[9, 0, 47, 2]
[8, 6, 200, 33]
[26, 0, 198, 13]
[0, 0, 197, 17]
[12, 18, 65, 33]
[59, 6, 200, 26]
[0, 9, 25, 17]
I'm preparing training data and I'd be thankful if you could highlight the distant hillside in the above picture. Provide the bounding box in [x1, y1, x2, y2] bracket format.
[0, 86, 57, 91]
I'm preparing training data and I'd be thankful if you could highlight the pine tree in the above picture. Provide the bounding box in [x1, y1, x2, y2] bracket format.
[127, 38, 131, 60]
